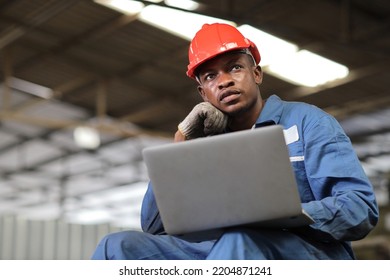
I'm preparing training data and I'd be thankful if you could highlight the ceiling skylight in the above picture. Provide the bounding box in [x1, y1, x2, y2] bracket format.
[94, 0, 144, 14]
[164, 0, 200, 11]
[9, 77, 53, 99]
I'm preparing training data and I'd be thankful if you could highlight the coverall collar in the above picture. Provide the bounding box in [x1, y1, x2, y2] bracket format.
[255, 94, 284, 126]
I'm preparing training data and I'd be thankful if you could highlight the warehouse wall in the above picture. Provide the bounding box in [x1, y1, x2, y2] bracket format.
[0, 215, 128, 260]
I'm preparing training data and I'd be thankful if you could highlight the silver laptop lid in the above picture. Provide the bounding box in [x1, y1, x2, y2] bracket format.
[142, 125, 312, 239]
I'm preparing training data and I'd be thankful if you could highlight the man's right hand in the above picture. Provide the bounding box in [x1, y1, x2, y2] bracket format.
[177, 102, 228, 140]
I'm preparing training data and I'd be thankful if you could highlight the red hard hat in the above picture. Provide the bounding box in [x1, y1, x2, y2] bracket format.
[186, 23, 261, 79]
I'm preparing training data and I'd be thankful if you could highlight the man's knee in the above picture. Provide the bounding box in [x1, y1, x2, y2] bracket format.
[92, 230, 146, 259]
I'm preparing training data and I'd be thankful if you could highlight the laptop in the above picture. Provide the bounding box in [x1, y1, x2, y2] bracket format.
[142, 125, 314, 241]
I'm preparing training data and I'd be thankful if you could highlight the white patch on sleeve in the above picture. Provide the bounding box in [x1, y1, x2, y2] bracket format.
[283, 125, 299, 145]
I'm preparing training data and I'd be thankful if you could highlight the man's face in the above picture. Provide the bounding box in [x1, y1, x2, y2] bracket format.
[196, 51, 263, 116]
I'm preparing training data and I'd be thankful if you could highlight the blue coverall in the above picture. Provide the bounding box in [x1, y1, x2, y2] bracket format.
[91, 95, 379, 260]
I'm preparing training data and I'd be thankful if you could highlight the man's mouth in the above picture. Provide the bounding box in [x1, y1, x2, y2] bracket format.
[220, 90, 241, 103]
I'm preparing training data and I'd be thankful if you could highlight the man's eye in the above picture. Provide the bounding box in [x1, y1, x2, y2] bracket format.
[231, 65, 242, 71]
[204, 73, 215, 81]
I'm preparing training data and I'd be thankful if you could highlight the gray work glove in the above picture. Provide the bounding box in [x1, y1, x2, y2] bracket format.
[178, 102, 228, 139]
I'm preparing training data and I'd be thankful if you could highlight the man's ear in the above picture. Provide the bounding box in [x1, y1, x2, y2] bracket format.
[197, 85, 208, 101]
[254, 65, 263, 85]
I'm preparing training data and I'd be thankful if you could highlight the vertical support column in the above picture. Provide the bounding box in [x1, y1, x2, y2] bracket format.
[96, 79, 108, 121]
[1, 47, 12, 114]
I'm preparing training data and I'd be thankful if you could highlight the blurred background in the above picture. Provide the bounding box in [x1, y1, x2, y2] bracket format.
[0, 0, 389, 259]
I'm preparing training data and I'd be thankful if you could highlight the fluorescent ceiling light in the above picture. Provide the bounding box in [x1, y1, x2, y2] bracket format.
[94, 1, 228, 40]
[238, 24, 298, 67]
[140, 5, 234, 40]
[73, 126, 101, 150]
[268, 50, 349, 87]
[94, 0, 144, 14]
[164, 0, 200, 11]
[238, 24, 349, 87]
[139, 5, 231, 40]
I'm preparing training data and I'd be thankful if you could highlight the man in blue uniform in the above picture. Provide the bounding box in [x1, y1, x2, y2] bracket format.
[91, 23, 378, 260]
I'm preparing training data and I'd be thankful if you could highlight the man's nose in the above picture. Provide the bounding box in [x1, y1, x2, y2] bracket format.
[217, 72, 234, 89]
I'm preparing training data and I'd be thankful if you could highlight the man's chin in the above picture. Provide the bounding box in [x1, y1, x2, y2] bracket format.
[222, 104, 245, 117]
